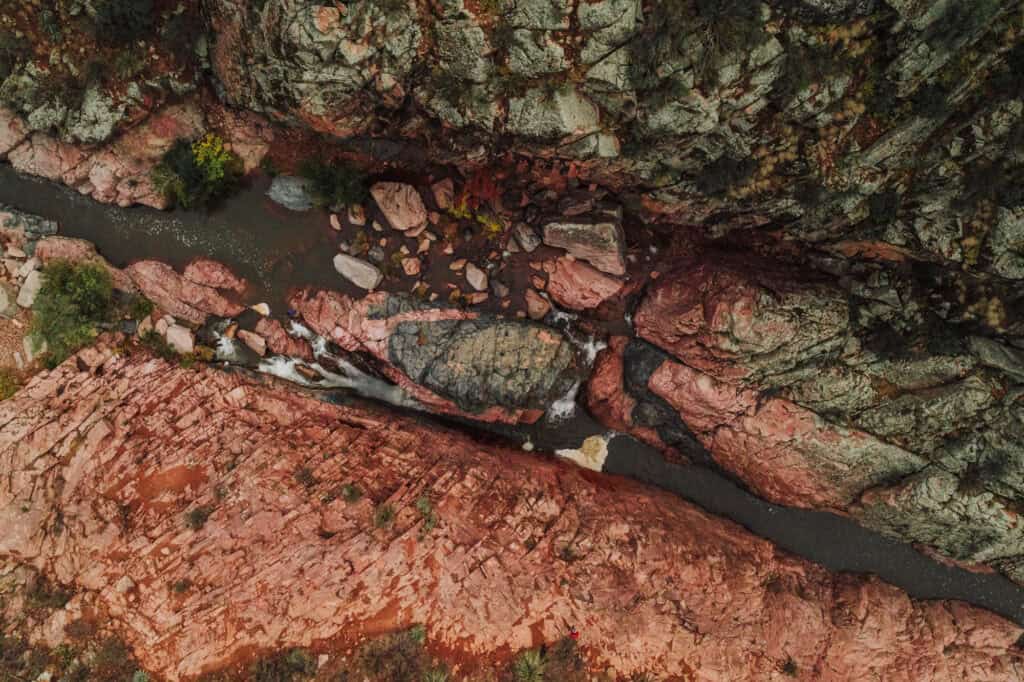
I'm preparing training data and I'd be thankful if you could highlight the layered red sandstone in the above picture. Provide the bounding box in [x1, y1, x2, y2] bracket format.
[0, 343, 1021, 681]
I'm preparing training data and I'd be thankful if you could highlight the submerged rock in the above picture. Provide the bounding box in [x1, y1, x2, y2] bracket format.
[370, 182, 428, 232]
[544, 256, 623, 310]
[543, 219, 626, 275]
[290, 290, 581, 422]
[332, 253, 383, 290]
[266, 175, 314, 211]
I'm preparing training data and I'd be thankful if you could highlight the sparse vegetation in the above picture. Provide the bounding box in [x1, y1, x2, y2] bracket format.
[29, 260, 114, 367]
[342, 483, 363, 502]
[171, 579, 192, 594]
[512, 648, 546, 682]
[358, 626, 430, 681]
[185, 505, 214, 531]
[152, 135, 243, 209]
[415, 496, 437, 535]
[298, 158, 369, 208]
[0, 369, 20, 401]
[294, 466, 318, 489]
[249, 648, 316, 682]
[374, 503, 396, 528]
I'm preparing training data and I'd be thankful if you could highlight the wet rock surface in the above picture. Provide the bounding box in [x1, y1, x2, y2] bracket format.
[2, 346, 1024, 681]
[291, 290, 581, 421]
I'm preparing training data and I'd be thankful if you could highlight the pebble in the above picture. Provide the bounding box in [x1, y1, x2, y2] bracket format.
[465, 263, 488, 292]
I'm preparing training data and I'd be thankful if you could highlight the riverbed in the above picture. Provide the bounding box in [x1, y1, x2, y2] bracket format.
[4, 161, 1024, 626]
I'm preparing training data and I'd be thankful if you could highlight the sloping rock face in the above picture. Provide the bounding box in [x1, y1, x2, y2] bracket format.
[197, 0, 1024, 281]
[591, 253, 1024, 584]
[290, 289, 581, 423]
[2, 344, 1023, 681]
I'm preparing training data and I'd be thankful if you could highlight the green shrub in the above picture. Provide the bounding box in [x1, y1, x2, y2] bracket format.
[415, 496, 437, 534]
[359, 627, 429, 681]
[341, 483, 363, 503]
[298, 158, 368, 208]
[152, 135, 243, 209]
[185, 505, 213, 530]
[248, 648, 315, 681]
[294, 466, 317, 489]
[423, 668, 449, 682]
[30, 260, 114, 367]
[374, 503, 396, 528]
[94, 0, 155, 45]
[512, 649, 546, 682]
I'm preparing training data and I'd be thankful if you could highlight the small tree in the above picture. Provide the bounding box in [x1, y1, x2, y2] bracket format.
[152, 134, 243, 209]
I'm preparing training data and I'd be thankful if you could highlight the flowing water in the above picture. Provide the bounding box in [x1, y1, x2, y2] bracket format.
[4, 162, 1024, 625]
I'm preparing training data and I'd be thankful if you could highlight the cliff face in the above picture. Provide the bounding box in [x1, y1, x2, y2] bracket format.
[2, 342, 1024, 681]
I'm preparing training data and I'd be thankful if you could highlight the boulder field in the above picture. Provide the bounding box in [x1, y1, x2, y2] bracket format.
[1, 343, 1023, 681]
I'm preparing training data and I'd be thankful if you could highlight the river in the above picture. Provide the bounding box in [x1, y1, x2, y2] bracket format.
[4, 162, 1024, 626]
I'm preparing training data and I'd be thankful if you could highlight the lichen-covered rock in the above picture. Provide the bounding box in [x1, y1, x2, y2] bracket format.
[1, 346, 1022, 681]
[290, 290, 581, 422]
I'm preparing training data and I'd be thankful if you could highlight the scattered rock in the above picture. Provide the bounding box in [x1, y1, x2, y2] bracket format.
[543, 220, 626, 275]
[402, 257, 421, 276]
[250, 303, 271, 316]
[330, 214, 342, 231]
[333, 254, 383, 290]
[348, 205, 366, 226]
[544, 257, 623, 310]
[266, 175, 314, 211]
[450, 259, 467, 271]
[524, 289, 551, 320]
[17, 256, 39, 279]
[165, 324, 195, 354]
[431, 178, 454, 210]
[465, 263, 488, 291]
[16, 269, 41, 308]
[490, 279, 510, 298]
[0, 283, 16, 317]
[513, 223, 541, 252]
[370, 182, 427, 231]
[237, 329, 267, 357]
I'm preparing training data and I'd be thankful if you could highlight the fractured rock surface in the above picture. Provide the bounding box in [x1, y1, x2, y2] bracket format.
[1, 345, 1023, 680]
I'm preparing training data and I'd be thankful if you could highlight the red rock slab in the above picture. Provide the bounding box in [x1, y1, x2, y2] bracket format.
[543, 257, 624, 311]
[648, 359, 925, 509]
[0, 345, 1020, 681]
[183, 258, 248, 294]
[127, 260, 244, 324]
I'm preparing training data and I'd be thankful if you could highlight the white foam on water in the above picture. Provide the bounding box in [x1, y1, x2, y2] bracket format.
[256, 353, 421, 410]
[546, 380, 580, 423]
[213, 332, 247, 363]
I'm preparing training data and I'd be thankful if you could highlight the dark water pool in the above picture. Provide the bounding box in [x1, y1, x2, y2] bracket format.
[5, 162, 1024, 627]
[0, 164, 347, 310]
